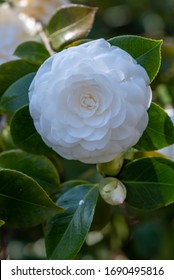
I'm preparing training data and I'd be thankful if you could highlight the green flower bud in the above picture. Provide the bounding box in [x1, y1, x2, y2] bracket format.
[97, 153, 124, 177]
[98, 177, 127, 206]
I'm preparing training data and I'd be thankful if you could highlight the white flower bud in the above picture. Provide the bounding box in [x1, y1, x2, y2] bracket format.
[98, 177, 127, 205]
[29, 39, 152, 164]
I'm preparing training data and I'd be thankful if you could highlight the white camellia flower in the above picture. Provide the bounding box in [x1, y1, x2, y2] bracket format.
[29, 39, 152, 164]
[0, 4, 35, 64]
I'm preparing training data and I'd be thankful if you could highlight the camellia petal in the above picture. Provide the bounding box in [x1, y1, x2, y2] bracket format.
[29, 39, 152, 163]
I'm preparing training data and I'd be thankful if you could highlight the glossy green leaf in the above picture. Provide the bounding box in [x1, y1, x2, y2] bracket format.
[14, 41, 50, 65]
[64, 39, 91, 49]
[108, 35, 162, 82]
[0, 150, 60, 195]
[0, 169, 62, 228]
[10, 105, 52, 154]
[0, 60, 38, 98]
[61, 180, 88, 193]
[46, 4, 97, 50]
[0, 220, 5, 227]
[45, 184, 99, 259]
[135, 103, 174, 151]
[119, 157, 174, 210]
[0, 73, 35, 113]
[52, 180, 88, 203]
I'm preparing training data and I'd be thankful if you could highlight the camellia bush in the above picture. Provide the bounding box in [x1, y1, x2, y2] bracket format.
[0, 3, 174, 259]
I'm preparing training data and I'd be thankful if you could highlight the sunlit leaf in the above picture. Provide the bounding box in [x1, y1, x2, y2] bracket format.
[134, 151, 168, 159]
[46, 4, 98, 50]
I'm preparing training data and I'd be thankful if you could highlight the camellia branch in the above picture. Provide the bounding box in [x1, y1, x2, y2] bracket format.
[36, 22, 55, 56]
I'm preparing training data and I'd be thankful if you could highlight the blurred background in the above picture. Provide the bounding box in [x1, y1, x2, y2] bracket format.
[1, 0, 174, 260]
[74, 0, 172, 39]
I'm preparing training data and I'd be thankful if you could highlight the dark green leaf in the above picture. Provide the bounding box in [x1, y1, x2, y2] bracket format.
[0, 220, 5, 227]
[45, 184, 99, 259]
[46, 4, 97, 50]
[61, 158, 92, 180]
[0, 169, 62, 228]
[0, 60, 38, 98]
[10, 105, 52, 154]
[0, 124, 16, 151]
[119, 157, 174, 210]
[135, 103, 174, 151]
[0, 150, 60, 195]
[61, 180, 88, 193]
[0, 73, 35, 113]
[108, 35, 162, 82]
[52, 180, 88, 203]
[14, 41, 50, 65]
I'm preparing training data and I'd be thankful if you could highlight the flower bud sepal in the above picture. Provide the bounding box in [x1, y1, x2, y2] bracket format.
[96, 153, 124, 177]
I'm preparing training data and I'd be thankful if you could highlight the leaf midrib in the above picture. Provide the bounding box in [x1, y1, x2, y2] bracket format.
[49, 12, 93, 41]
[0, 192, 56, 209]
[136, 40, 162, 61]
[122, 180, 174, 186]
[50, 185, 97, 259]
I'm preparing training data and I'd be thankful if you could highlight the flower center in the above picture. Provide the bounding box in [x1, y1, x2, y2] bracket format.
[80, 94, 98, 110]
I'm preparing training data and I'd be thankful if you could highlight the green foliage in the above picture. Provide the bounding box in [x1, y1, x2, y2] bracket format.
[45, 4, 98, 50]
[0, 1, 174, 260]
[0, 169, 62, 228]
[10, 105, 52, 154]
[0, 73, 35, 113]
[136, 103, 174, 150]
[14, 41, 50, 65]
[119, 157, 174, 210]
[0, 149, 60, 195]
[45, 183, 99, 259]
[0, 220, 5, 227]
[58, 180, 89, 195]
[0, 60, 38, 98]
[108, 35, 162, 82]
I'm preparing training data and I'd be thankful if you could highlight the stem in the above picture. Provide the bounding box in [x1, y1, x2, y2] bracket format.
[36, 22, 55, 56]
